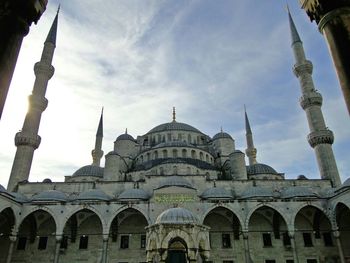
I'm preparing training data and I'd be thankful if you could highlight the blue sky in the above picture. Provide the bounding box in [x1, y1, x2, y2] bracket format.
[0, 0, 349, 187]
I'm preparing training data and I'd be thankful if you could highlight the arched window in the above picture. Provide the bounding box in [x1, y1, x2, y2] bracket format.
[173, 166, 177, 175]
[182, 149, 187, 158]
[157, 134, 161, 143]
[163, 150, 168, 158]
[199, 152, 204, 161]
[160, 167, 164, 175]
[191, 150, 196, 159]
[188, 134, 192, 143]
[147, 153, 150, 162]
[173, 149, 178, 158]
[140, 156, 144, 163]
[206, 154, 209, 162]
[154, 151, 158, 159]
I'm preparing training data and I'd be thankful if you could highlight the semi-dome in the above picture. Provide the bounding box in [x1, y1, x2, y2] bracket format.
[76, 189, 111, 201]
[73, 165, 104, 177]
[118, 188, 150, 200]
[32, 190, 67, 202]
[201, 187, 233, 200]
[280, 186, 317, 199]
[147, 121, 201, 134]
[240, 186, 274, 199]
[156, 207, 198, 224]
[212, 132, 233, 140]
[116, 133, 135, 141]
[246, 163, 278, 175]
[157, 176, 194, 190]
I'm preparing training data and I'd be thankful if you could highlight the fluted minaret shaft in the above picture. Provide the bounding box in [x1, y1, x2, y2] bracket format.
[245, 108, 257, 166]
[289, 11, 341, 186]
[92, 109, 104, 166]
[7, 11, 58, 191]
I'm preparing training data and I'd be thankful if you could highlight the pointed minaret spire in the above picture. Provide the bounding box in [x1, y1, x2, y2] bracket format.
[96, 107, 103, 137]
[288, 9, 341, 186]
[172, 107, 176, 122]
[244, 106, 257, 166]
[92, 109, 104, 166]
[8, 11, 59, 191]
[45, 6, 60, 45]
[287, 5, 301, 46]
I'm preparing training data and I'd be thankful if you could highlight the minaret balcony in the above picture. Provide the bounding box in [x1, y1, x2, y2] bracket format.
[299, 91, 323, 109]
[28, 95, 48, 112]
[307, 129, 334, 148]
[34, 61, 55, 78]
[14, 132, 41, 149]
[293, 60, 313, 77]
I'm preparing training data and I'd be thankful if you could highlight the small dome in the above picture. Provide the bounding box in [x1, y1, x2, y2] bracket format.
[297, 175, 308, 180]
[342, 178, 350, 187]
[147, 122, 201, 134]
[213, 132, 233, 140]
[157, 176, 194, 190]
[246, 163, 278, 175]
[42, 178, 52, 183]
[73, 165, 104, 177]
[118, 188, 150, 201]
[10, 192, 29, 202]
[32, 190, 67, 202]
[201, 187, 233, 200]
[156, 207, 198, 224]
[280, 186, 317, 199]
[240, 186, 274, 199]
[0, 184, 7, 193]
[76, 189, 111, 201]
[116, 133, 135, 141]
[318, 188, 335, 198]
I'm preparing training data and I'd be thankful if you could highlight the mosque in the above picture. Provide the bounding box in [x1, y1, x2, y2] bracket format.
[0, 6, 350, 263]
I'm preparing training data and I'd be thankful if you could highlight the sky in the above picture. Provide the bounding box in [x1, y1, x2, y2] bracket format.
[0, 0, 349, 187]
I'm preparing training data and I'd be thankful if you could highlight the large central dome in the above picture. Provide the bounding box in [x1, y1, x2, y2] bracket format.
[147, 121, 202, 134]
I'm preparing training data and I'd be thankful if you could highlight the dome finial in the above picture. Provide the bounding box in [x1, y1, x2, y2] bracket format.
[125, 128, 128, 134]
[172, 107, 176, 122]
[220, 126, 223, 133]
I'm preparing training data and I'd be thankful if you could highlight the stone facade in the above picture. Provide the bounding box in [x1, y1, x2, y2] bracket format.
[0, 6, 350, 263]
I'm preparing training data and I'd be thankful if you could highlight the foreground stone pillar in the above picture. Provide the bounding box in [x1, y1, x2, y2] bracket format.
[243, 231, 251, 263]
[6, 235, 17, 263]
[0, 0, 47, 119]
[299, 0, 350, 114]
[333, 231, 345, 263]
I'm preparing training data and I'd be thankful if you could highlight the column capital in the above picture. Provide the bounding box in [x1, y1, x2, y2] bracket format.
[9, 235, 17, 242]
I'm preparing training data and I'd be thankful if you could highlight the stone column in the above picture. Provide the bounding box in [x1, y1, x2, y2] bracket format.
[0, 0, 47, 119]
[243, 231, 251, 263]
[101, 235, 109, 263]
[289, 231, 299, 263]
[53, 235, 62, 263]
[299, 0, 350, 114]
[333, 230, 345, 263]
[6, 235, 17, 263]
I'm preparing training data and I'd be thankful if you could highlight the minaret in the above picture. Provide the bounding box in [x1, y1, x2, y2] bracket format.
[288, 10, 341, 186]
[7, 10, 59, 191]
[244, 107, 257, 166]
[91, 109, 104, 166]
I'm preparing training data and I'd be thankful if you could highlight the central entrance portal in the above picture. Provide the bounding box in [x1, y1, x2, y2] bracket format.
[165, 237, 188, 263]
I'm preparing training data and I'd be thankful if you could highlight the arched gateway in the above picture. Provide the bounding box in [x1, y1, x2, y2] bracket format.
[146, 207, 210, 262]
